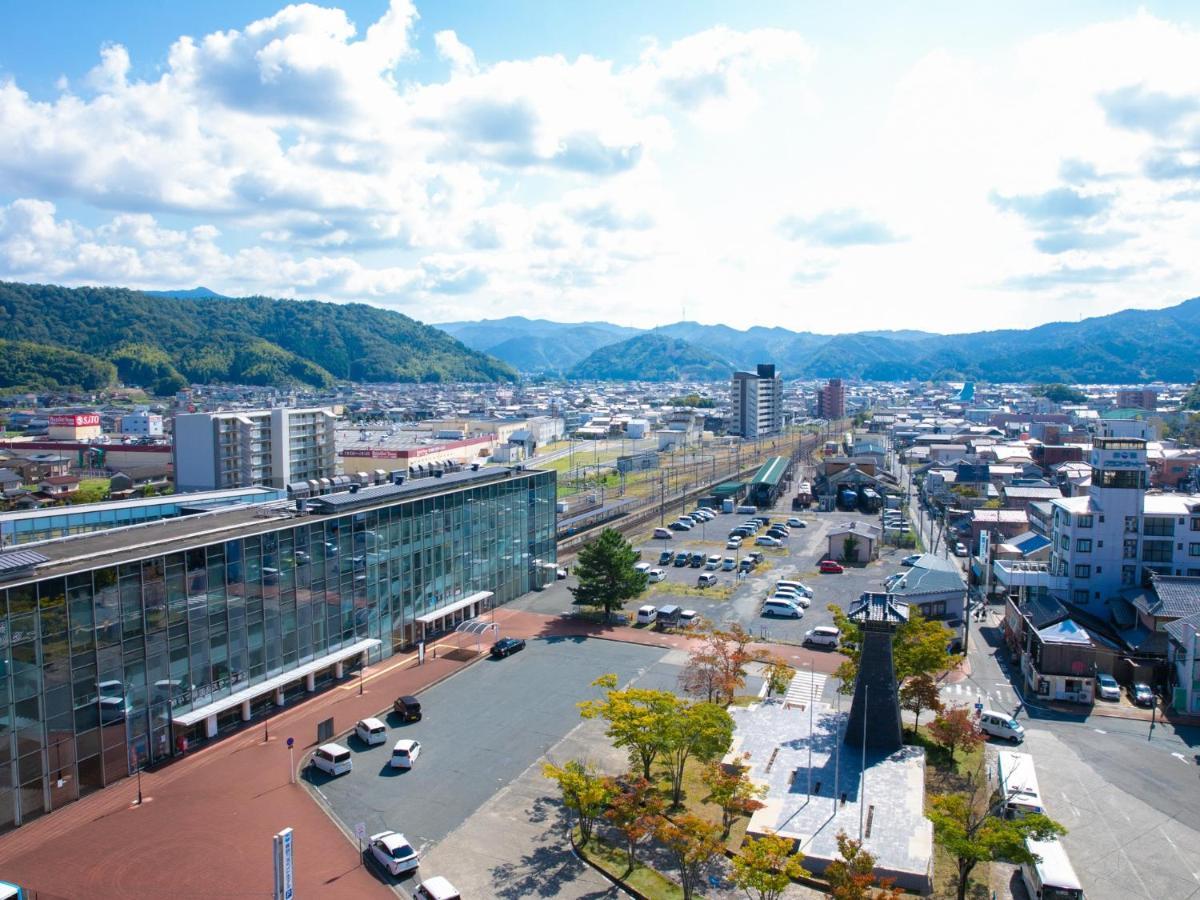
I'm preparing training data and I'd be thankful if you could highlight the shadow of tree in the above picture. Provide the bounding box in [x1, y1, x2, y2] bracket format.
[489, 809, 617, 899]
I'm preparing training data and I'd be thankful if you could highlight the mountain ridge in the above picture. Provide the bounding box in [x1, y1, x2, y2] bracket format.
[435, 297, 1200, 382]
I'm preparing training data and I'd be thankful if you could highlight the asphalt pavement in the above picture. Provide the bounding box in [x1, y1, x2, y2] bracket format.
[308, 636, 673, 891]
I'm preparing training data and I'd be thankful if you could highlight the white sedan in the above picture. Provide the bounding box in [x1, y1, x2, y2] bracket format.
[755, 536, 783, 547]
[369, 830, 420, 875]
[786, 517, 806, 528]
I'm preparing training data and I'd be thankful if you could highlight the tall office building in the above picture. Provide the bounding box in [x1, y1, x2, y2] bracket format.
[817, 378, 846, 420]
[173, 407, 337, 492]
[731, 364, 783, 438]
[0, 465, 555, 830]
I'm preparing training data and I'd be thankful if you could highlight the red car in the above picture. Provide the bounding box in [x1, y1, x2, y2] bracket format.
[819, 560, 845, 574]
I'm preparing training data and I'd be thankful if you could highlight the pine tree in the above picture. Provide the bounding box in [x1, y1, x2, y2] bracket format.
[569, 527, 648, 621]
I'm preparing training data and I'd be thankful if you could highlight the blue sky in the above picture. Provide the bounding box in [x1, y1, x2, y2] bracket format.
[1, 1, 1199, 332]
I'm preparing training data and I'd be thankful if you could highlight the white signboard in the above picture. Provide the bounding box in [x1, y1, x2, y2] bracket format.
[978, 530, 990, 561]
[273, 827, 294, 900]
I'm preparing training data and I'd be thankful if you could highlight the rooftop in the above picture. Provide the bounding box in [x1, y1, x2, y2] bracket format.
[0, 466, 547, 588]
[750, 455, 789, 487]
[887, 555, 966, 596]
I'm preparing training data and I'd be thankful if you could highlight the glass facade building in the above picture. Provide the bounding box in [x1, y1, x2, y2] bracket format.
[0, 467, 555, 832]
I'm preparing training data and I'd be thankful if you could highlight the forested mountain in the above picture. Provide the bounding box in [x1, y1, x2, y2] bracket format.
[437, 316, 640, 375]
[567, 333, 731, 382]
[439, 297, 1200, 382]
[0, 282, 514, 392]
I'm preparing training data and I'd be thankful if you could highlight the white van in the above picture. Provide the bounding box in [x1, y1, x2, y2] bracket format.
[979, 710, 1025, 743]
[636, 605, 657, 625]
[762, 599, 803, 618]
[354, 717, 388, 746]
[653, 527, 673, 540]
[634, 562, 652, 575]
[705, 555, 722, 570]
[736, 505, 758, 515]
[1021, 838, 1083, 900]
[804, 626, 840, 648]
[312, 743, 353, 776]
[648, 568, 666, 583]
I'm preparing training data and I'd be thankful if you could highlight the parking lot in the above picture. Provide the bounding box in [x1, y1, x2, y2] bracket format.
[628, 501, 904, 649]
[305, 635, 678, 893]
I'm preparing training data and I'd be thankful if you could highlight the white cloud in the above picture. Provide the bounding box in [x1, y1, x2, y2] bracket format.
[2, 4, 1200, 331]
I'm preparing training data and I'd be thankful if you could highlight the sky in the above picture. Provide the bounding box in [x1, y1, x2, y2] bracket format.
[2, 1, 1200, 334]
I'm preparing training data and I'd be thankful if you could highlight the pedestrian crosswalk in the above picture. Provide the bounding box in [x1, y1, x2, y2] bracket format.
[783, 669, 827, 707]
[938, 679, 1019, 710]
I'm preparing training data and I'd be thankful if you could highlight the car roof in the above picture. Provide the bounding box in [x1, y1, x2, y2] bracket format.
[393, 738, 419, 750]
[418, 876, 460, 897]
[318, 742, 350, 754]
[374, 831, 413, 850]
[358, 717, 386, 729]
[1097, 673, 1117, 682]
[399, 694, 420, 703]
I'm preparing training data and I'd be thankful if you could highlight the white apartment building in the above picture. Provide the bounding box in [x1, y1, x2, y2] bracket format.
[120, 410, 164, 436]
[731, 364, 783, 438]
[996, 436, 1200, 616]
[173, 407, 337, 492]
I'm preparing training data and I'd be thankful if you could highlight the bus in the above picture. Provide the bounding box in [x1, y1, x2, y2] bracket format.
[995, 750, 1044, 818]
[1021, 837, 1084, 900]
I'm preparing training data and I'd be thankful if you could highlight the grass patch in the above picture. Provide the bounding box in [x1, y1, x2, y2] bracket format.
[578, 830, 684, 900]
[653, 755, 752, 853]
[645, 581, 735, 601]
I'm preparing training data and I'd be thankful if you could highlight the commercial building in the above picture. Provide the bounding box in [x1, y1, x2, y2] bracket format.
[47, 414, 102, 442]
[817, 378, 846, 420]
[993, 436, 1200, 615]
[0, 465, 555, 831]
[1115, 387, 1157, 410]
[731, 365, 783, 438]
[173, 408, 337, 492]
[120, 411, 164, 436]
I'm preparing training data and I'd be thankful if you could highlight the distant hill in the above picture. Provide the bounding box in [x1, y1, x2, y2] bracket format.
[0, 282, 514, 392]
[567, 333, 731, 381]
[141, 286, 230, 300]
[438, 296, 1200, 382]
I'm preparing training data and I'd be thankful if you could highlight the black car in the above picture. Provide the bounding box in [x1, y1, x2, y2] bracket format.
[659, 550, 674, 565]
[393, 695, 422, 721]
[673, 552, 690, 567]
[490, 637, 526, 659]
[689, 553, 705, 568]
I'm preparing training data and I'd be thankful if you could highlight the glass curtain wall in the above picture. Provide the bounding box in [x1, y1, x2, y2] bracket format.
[0, 470, 554, 831]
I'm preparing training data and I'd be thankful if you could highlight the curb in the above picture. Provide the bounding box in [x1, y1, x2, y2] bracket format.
[570, 836, 642, 899]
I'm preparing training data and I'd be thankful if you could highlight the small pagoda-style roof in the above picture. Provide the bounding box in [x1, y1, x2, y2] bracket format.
[848, 592, 910, 627]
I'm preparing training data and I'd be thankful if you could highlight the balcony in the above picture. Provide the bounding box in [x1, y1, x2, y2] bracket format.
[992, 559, 1067, 590]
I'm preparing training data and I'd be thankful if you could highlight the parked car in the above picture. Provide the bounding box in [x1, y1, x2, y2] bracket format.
[776, 580, 813, 598]
[738, 558, 755, 572]
[1096, 673, 1120, 701]
[414, 876, 462, 900]
[772, 589, 810, 608]
[722, 557, 736, 571]
[556, 567, 568, 579]
[393, 695, 422, 721]
[762, 598, 803, 618]
[653, 527, 674, 540]
[679, 609, 699, 627]
[803, 626, 840, 648]
[953, 542, 968, 557]
[648, 568, 667, 583]
[705, 554, 722, 569]
[819, 560, 845, 574]
[659, 550, 674, 565]
[747, 551, 765, 564]
[311, 743, 353, 776]
[673, 552, 690, 567]
[369, 830, 420, 875]
[490, 637, 526, 658]
[697, 573, 718, 588]
[634, 562, 652, 576]
[668, 520, 692, 531]
[786, 517, 805, 527]
[656, 605, 682, 628]
[354, 717, 388, 746]
[689, 552, 705, 568]
[755, 536, 782, 547]
[901, 554, 922, 566]
[1132, 682, 1155, 707]
[979, 710, 1025, 742]
[726, 538, 743, 549]
[636, 605, 657, 625]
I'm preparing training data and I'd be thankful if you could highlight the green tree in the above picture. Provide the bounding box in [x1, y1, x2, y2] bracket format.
[928, 706, 986, 762]
[841, 533, 860, 564]
[731, 832, 809, 900]
[568, 528, 648, 621]
[72, 479, 111, 505]
[602, 775, 664, 871]
[541, 760, 615, 847]
[654, 813, 724, 900]
[1183, 380, 1200, 411]
[579, 674, 678, 780]
[899, 673, 943, 737]
[824, 831, 904, 900]
[701, 756, 766, 838]
[663, 702, 734, 808]
[930, 773, 1066, 900]
[1033, 383, 1086, 404]
[830, 607, 954, 693]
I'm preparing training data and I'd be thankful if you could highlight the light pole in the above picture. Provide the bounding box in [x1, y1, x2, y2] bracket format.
[359, 660, 365, 695]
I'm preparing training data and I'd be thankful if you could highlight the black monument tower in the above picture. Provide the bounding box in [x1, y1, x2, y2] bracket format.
[844, 592, 908, 753]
